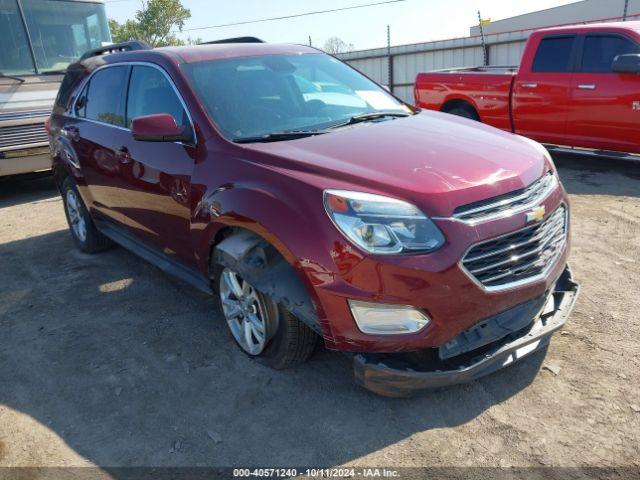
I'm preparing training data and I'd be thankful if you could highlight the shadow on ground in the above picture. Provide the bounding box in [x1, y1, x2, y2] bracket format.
[553, 153, 640, 197]
[0, 173, 58, 209]
[0, 188, 545, 470]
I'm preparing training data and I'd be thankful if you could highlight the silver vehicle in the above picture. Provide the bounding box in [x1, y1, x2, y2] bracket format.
[0, 0, 110, 176]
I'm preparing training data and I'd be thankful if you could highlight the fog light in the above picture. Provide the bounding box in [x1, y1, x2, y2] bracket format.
[348, 300, 431, 335]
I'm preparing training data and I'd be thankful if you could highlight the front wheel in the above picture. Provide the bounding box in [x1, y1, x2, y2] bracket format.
[214, 265, 317, 369]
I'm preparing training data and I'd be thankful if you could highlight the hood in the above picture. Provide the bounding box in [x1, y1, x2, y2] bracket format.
[0, 75, 61, 115]
[242, 110, 551, 217]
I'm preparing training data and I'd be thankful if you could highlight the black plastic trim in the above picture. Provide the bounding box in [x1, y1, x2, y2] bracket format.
[94, 219, 212, 294]
[79, 40, 152, 61]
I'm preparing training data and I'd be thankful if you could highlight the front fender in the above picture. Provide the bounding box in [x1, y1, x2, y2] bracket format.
[192, 179, 346, 344]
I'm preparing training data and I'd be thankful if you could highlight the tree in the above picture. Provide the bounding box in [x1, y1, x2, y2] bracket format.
[323, 37, 355, 55]
[109, 0, 193, 47]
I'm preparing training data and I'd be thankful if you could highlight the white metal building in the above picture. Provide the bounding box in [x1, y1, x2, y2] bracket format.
[337, 0, 640, 103]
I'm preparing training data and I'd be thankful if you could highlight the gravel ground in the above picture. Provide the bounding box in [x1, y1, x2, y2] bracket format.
[0, 155, 639, 475]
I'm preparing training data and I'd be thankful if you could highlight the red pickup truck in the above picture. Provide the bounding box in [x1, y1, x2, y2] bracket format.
[414, 21, 640, 157]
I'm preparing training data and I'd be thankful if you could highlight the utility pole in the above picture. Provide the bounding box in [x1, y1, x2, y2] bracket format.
[387, 25, 393, 92]
[478, 10, 487, 66]
[623, 0, 630, 20]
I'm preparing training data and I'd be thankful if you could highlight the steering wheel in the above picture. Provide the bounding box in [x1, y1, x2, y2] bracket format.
[303, 99, 327, 116]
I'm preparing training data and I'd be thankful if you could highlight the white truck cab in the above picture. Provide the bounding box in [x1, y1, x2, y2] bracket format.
[0, 0, 110, 176]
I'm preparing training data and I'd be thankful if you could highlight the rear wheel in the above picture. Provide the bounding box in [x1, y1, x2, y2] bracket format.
[61, 177, 112, 253]
[214, 262, 317, 369]
[445, 104, 480, 121]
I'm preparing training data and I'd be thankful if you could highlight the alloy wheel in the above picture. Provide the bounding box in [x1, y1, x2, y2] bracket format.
[65, 189, 87, 243]
[219, 268, 269, 355]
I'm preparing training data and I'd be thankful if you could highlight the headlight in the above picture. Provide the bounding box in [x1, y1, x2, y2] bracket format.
[324, 190, 445, 255]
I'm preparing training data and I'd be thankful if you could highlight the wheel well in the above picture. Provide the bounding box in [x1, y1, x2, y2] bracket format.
[52, 164, 69, 192]
[441, 99, 479, 117]
[208, 226, 322, 334]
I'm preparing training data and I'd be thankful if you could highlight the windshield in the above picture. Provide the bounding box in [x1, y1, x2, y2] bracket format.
[183, 53, 410, 141]
[0, 0, 33, 75]
[0, 0, 110, 76]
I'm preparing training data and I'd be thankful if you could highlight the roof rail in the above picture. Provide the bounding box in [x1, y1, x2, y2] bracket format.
[80, 40, 152, 61]
[201, 37, 265, 45]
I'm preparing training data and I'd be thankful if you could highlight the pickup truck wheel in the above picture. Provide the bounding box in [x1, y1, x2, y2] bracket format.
[214, 265, 317, 369]
[61, 177, 112, 253]
[446, 105, 480, 121]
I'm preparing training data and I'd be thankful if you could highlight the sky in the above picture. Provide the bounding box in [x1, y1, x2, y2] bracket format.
[105, 0, 581, 51]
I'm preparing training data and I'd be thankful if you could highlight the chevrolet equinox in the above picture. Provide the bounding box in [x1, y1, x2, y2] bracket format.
[48, 40, 579, 397]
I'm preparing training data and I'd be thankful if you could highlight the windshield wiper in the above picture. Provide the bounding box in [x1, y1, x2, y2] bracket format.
[327, 111, 411, 130]
[0, 72, 26, 83]
[40, 69, 67, 75]
[233, 130, 328, 144]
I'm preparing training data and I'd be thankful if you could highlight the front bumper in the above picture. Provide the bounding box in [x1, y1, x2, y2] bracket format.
[353, 266, 579, 397]
[0, 146, 51, 177]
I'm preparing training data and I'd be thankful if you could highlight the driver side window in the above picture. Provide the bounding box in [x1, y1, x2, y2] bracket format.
[580, 35, 638, 73]
[126, 66, 189, 130]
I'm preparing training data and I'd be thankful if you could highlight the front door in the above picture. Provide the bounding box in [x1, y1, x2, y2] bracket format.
[110, 64, 197, 266]
[566, 33, 640, 154]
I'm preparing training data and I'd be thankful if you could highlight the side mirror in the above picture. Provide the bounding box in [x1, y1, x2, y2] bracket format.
[131, 113, 192, 143]
[612, 53, 640, 74]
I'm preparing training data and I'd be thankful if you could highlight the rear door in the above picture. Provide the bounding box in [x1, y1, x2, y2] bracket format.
[512, 34, 578, 145]
[72, 65, 129, 218]
[565, 33, 640, 154]
[109, 64, 197, 266]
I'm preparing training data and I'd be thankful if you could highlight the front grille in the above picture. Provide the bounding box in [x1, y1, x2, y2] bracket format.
[0, 110, 51, 122]
[453, 172, 558, 223]
[462, 205, 567, 290]
[0, 123, 48, 149]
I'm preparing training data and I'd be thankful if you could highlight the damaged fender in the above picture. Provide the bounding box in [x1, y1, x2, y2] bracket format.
[213, 230, 322, 333]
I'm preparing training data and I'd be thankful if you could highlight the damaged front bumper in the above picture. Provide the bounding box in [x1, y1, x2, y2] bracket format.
[353, 267, 579, 397]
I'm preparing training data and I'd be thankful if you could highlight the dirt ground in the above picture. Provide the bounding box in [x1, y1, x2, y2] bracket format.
[0, 155, 639, 475]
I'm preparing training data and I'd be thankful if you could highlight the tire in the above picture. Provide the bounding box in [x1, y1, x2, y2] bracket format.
[61, 177, 112, 253]
[446, 104, 480, 121]
[213, 263, 317, 369]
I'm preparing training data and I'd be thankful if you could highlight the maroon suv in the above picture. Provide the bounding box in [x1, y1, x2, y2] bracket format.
[49, 40, 579, 397]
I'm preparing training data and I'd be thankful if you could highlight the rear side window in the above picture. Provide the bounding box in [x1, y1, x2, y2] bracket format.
[532, 36, 576, 73]
[581, 35, 638, 73]
[74, 83, 88, 117]
[126, 66, 189, 129]
[85, 66, 128, 127]
[56, 68, 86, 111]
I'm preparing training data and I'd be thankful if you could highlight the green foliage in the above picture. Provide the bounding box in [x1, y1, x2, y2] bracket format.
[108, 0, 192, 47]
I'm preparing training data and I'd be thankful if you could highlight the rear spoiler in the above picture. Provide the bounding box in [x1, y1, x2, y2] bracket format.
[80, 40, 152, 61]
[201, 37, 265, 45]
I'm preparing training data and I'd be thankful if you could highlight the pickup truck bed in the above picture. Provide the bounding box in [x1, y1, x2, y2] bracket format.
[415, 68, 517, 132]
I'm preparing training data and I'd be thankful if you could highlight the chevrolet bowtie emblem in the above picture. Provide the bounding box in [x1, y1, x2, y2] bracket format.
[526, 206, 546, 223]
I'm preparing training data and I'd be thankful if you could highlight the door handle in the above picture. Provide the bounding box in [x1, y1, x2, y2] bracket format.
[578, 84, 596, 90]
[521, 83, 538, 89]
[115, 146, 132, 164]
